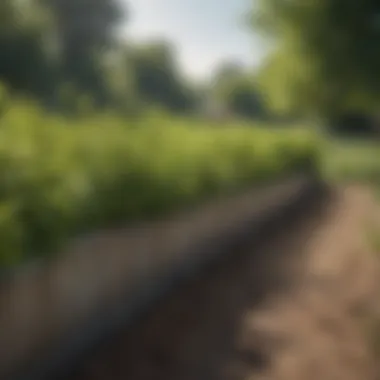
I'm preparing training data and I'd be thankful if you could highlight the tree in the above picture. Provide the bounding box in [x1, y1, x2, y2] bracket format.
[126, 40, 197, 113]
[0, 0, 53, 100]
[211, 61, 266, 120]
[43, 0, 125, 108]
[251, 0, 380, 120]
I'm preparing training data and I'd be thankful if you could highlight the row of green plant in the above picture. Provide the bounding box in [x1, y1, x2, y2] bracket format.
[0, 99, 321, 270]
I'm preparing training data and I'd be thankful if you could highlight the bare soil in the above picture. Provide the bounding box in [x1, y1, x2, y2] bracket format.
[63, 185, 380, 380]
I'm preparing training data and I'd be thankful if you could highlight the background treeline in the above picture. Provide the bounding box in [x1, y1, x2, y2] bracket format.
[3, 0, 380, 136]
[0, 0, 267, 121]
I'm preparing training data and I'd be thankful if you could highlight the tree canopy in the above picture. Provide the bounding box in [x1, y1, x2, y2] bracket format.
[211, 61, 266, 120]
[251, 0, 380, 119]
[126, 40, 197, 113]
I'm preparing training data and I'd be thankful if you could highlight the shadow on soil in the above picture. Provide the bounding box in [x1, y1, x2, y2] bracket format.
[58, 185, 334, 380]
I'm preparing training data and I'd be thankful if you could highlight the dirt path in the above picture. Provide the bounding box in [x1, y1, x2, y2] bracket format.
[63, 185, 380, 380]
[247, 186, 380, 380]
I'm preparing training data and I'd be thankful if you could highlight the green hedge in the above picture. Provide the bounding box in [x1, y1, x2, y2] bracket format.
[0, 101, 321, 269]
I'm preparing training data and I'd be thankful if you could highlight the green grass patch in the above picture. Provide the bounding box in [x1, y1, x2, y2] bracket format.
[321, 138, 380, 184]
[366, 225, 380, 253]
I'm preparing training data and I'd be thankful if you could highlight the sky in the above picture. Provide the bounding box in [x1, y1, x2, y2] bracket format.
[121, 0, 266, 82]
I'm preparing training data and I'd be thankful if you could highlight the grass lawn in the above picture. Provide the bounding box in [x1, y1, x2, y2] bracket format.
[321, 137, 380, 185]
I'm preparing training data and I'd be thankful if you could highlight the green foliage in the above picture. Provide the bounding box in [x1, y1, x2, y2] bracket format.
[0, 0, 128, 111]
[126, 41, 197, 113]
[256, 45, 324, 117]
[212, 62, 267, 120]
[0, 100, 320, 270]
[327, 113, 378, 137]
[0, 0, 55, 101]
[252, 0, 380, 119]
[0, 0, 196, 116]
